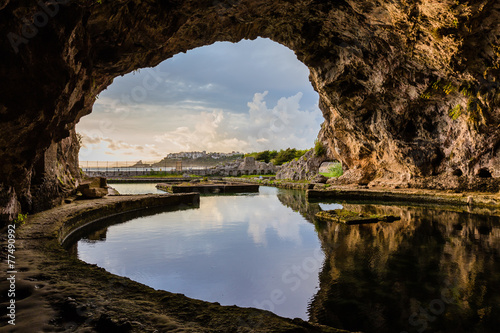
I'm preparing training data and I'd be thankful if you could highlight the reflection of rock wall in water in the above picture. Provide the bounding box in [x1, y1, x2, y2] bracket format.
[309, 205, 500, 332]
[276, 189, 321, 222]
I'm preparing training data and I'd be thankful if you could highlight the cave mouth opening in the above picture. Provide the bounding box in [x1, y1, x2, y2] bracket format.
[477, 168, 492, 178]
[77, 37, 323, 165]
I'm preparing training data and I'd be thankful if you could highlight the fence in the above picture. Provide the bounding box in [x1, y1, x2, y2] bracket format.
[79, 161, 276, 178]
[79, 161, 209, 177]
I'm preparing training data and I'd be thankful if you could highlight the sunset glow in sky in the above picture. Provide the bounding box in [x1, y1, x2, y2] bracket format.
[77, 38, 323, 162]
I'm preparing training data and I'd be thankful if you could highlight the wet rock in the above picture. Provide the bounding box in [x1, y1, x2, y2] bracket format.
[316, 209, 401, 225]
[276, 150, 327, 181]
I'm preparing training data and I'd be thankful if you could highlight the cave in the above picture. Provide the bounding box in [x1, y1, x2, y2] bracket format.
[478, 168, 493, 178]
[1, 0, 500, 223]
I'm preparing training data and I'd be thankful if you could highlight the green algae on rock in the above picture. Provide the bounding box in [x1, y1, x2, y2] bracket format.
[316, 209, 401, 225]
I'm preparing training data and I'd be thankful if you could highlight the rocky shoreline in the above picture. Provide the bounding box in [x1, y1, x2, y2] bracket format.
[231, 177, 500, 211]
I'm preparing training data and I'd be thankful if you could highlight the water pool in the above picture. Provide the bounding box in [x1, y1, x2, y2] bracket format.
[69, 186, 500, 332]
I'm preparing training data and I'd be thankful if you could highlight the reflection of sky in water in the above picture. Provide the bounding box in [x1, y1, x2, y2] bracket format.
[109, 183, 165, 194]
[319, 203, 343, 210]
[77, 186, 324, 319]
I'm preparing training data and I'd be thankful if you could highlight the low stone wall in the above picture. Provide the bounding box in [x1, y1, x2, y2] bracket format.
[58, 194, 200, 245]
[225, 177, 315, 191]
[156, 182, 259, 194]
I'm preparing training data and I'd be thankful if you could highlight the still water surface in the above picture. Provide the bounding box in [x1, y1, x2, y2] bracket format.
[71, 184, 500, 332]
[109, 182, 165, 194]
[75, 186, 325, 320]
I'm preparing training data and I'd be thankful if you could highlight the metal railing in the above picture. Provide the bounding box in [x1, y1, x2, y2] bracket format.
[79, 161, 207, 177]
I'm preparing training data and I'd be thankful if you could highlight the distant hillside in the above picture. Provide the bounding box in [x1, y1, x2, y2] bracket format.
[150, 154, 244, 168]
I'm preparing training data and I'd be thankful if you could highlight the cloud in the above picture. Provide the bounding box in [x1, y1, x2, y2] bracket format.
[152, 91, 321, 153]
[79, 132, 163, 160]
[154, 110, 250, 152]
[93, 38, 317, 114]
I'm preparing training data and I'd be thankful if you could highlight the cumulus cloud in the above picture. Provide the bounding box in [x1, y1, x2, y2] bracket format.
[153, 91, 322, 153]
[79, 132, 163, 161]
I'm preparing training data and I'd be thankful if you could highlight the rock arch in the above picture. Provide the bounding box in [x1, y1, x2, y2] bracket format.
[1, 0, 500, 222]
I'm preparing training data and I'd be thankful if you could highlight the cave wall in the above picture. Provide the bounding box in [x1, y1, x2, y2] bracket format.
[1, 0, 500, 223]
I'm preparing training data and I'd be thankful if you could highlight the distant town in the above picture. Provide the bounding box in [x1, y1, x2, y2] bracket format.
[165, 151, 243, 159]
[125, 151, 245, 168]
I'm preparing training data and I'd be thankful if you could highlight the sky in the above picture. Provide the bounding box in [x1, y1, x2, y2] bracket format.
[76, 37, 324, 162]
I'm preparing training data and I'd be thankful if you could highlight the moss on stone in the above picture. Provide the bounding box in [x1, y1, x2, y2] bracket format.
[449, 104, 463, 120]
[316, 209, 401, 225]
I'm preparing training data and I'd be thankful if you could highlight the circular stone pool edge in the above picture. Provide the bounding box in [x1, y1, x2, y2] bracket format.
[1, 193, 343, 333]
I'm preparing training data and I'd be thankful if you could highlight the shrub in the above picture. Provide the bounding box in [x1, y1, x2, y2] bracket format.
[320, 162, 343, 178]
[271, 148, 308, 165]
[314, 139, 326, 157]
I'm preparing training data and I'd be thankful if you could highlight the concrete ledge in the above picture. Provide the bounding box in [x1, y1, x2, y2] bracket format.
[157, 182, 260, 194]
[306, 187, 500, 210]
[58, 193, 200, 245]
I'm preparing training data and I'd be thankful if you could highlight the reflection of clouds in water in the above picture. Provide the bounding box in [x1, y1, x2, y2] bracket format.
[246, 198, 302, 246]
[319, 203, 343, 210]
[247, 209, 302, 246]
[109, 183, 164, 194]
[77, 187, 322, 320]
[82, 193, 307, 264]
[182, 194, 304, 246]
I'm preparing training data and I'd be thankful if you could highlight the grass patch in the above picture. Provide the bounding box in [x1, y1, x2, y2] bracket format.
[320, 162, 343, 178]
[448, 104, 463, 120]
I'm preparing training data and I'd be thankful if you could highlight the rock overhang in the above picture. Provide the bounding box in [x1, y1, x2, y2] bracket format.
[1, 0, 500, 223]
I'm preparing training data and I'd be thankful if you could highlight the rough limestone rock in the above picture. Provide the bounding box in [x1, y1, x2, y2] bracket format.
[1, 0, 500, 222]
[276, 149, 328, 180]
[311, 174, 329, 184]
[77, 177, 108, 199]
[211, 156, 278, 175]
[238, 156, 257, 170]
